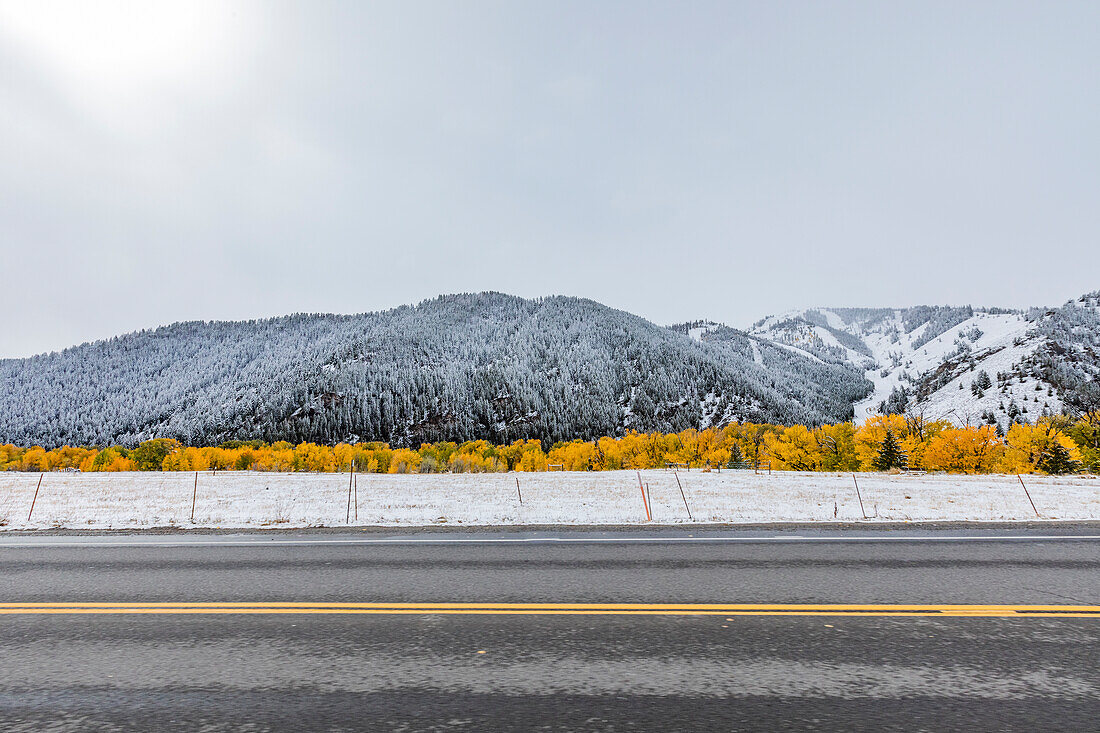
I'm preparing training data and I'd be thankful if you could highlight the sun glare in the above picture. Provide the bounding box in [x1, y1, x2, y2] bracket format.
[0, 0, 246, 90]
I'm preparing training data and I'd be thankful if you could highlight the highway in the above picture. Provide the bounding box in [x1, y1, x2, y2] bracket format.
[0, 527, 1097, 731]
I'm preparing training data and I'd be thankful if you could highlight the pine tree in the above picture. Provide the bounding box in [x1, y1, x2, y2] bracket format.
[879, 386, 909, 415]
[728, 443, 748, 470]
[873, 430, 908, 471]
[1037, 442, 1081, 475]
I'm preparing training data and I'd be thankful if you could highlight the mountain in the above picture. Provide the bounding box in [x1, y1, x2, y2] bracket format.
[5, 290, 1095, 449]
[0, 293, 871, 448]
[748, 291, 1100, 429]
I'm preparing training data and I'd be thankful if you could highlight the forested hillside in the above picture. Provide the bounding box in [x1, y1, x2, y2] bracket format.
[5, 290, 1095, 450]
[0, 293, 870, 448]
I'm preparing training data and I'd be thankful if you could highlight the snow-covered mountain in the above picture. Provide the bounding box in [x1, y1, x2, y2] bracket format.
[0, 293, 870, 448]
[2, 291, 1095, 449]
[747, 291, 1100, 428]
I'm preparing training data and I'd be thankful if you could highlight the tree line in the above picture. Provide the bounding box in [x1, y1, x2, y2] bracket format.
[2, 413, 1096, 475]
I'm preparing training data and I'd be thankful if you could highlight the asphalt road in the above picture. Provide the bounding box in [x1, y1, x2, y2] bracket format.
[0, 527, 1097, 731]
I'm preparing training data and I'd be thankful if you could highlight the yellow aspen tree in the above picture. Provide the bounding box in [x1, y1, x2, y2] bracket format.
[923, 426, 1004, 473]
[854, 415, 908, 469]
[999, 422, 1083, 474]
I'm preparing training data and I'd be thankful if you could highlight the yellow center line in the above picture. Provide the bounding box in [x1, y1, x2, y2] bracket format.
[0, 602, 1095, 617]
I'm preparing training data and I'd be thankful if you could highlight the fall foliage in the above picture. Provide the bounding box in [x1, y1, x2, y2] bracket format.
[1, 416, 1095, 475]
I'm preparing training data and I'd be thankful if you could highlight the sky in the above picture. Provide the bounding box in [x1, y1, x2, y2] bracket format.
[1, 1, 1098, 358]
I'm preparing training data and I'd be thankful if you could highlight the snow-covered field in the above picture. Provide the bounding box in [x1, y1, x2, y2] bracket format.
[0, 470, 1097, 530]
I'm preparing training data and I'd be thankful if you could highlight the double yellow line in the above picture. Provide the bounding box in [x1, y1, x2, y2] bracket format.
[0, 602, 1097, 617]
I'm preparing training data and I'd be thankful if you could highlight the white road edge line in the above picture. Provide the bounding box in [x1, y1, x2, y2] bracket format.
[0, 535, 1097, 547]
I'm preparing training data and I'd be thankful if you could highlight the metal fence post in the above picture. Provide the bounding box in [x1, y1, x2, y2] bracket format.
[27, 473, 43, 522]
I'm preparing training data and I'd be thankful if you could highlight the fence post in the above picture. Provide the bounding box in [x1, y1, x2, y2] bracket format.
[852, 473, 867, 519]
[27, 473, 43, 522]
[637, 471, 652, 521]
[346, 462, 355, 524]
[674, 469, 693, 521]
[190, 471, 198, 522]
[1017, 474, 1040, 518]
[515, 476, 523, 505]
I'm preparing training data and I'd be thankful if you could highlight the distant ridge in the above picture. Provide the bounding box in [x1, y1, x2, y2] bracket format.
[748, 292, 1100, 429]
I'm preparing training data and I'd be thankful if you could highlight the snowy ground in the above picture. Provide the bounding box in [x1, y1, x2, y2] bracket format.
[0, 469, 1097, 530]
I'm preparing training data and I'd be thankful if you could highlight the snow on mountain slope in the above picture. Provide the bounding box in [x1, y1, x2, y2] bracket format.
[669, 320, 722, 343]
[3, 292, 1093, 449]
[855, 311, 1055, 424]
[747, 298, 1100, 428]
[667, 322, 873, 421]
[1, 294, 872, 448]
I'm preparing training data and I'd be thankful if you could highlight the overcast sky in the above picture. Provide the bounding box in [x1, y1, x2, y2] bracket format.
[1, 1, 1098, 358]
